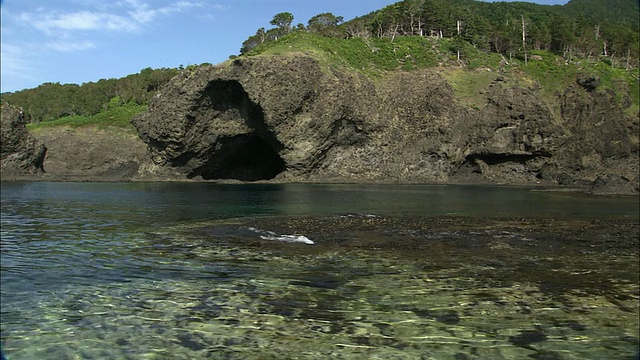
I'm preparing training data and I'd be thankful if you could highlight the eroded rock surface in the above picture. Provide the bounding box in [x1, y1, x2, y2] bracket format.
[133, 55, 377, 181]
[32, 126, 150, 181]
[133, 54, 638, 192]
[1, 103, 46, 176]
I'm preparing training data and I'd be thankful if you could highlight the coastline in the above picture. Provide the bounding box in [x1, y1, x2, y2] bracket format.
[0, 172, 632, 197]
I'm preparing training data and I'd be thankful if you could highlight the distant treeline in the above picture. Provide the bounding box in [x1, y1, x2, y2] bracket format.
[0, 67, 179, 124]
[241, 0, 639, 63]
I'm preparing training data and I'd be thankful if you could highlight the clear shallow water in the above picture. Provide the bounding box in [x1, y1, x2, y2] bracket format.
[0, 182, 638, 359]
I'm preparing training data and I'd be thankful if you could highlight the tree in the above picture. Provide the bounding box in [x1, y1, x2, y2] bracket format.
[256, 27, 268, 44]
[549, 14, 575, 56]
[1, 67, 177, 123]
[345, 18, 369, 39]
[270, 12, 294, 35]
[240, 28, 266, 55]
[307, 12, 344, 36]
[402, 0, 424, 36]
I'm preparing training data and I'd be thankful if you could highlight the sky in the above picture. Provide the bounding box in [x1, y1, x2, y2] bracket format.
[0, 0, 568, 93]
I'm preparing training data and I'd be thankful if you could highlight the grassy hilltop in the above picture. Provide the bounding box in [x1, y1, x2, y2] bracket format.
[2, 0, 639, 130]
[245, 31, 638, 115]
[20, 31, 638, 134]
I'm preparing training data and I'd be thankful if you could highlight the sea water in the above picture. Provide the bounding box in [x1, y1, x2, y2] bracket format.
[1, 182, 638, 359]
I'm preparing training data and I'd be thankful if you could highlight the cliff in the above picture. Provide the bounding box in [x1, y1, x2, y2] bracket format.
[2, 52, 637, 194]
[129, 53, 638, 193]
[1, 103, 148, 181]
[0, 103, 47, 177]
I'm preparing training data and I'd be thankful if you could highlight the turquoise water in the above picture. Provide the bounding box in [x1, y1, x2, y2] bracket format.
[1, 182, 638, 359]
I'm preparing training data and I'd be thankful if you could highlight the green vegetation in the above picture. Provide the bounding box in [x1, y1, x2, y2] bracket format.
[512, 51, 639, 113]
[26, 97, 146, 133]
[3, 0, 638, 131]
[241, 0, 638, 62]
[248, 33, 444, 76]
[442, 68, 497, 109]
[240, 0, 638, 112]
[247, 32, 503, 76]
[2, 67, 177, 124]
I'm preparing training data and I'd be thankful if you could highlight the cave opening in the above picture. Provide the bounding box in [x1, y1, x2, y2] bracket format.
[195, 134, 285, 181]
[192, 80, 286, 181]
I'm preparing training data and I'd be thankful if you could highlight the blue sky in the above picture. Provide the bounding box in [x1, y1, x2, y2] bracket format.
[1, 0, 568, 93]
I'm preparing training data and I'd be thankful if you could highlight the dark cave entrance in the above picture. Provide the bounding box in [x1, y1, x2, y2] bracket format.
[197, 134, 285, 181]
[191, 79, 286, 181]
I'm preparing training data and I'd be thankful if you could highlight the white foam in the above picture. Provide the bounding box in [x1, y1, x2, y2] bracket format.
[246, 227, 314, 245]
[259, 234, 315, 245]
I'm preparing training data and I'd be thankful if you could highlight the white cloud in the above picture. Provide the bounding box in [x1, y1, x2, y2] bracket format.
[1, 44, 33, 74]
[19, 10, 139, 35]
[1, 0, 212, 91]
[127, 0, 205, 24]
[46, 40, 96, 52]
[18, 1, 205, 37]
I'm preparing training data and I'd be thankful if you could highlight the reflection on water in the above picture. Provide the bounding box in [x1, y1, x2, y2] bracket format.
[0, 182, 638, 359]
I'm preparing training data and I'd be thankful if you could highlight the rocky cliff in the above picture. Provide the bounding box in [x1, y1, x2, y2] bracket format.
[31, 126, 149, 181]
[131, 53, 638, 193]
[1, 103, 47, 177]
[1, 102, 148, 181]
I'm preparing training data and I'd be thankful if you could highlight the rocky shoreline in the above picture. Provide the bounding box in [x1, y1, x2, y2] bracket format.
[1, 171, 635, 198]
[2, 54, 638, 195]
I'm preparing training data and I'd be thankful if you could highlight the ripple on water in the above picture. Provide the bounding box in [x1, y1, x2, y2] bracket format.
[1, 215, 638, 359]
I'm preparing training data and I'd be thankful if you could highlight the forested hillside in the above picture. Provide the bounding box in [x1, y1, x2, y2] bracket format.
[239, 0, 638, 115]
[1, 0, 638, 127]
[0, 67, 180, 124]
[241, 0, 638, 63]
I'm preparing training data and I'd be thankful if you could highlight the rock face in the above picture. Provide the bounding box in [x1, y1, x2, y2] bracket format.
[133, 53, 638, 192]
[1, 103, 47, 176]
[133, 55, 378, 181]
[1, 101, 149, 181]
[32, 126, 149, 181]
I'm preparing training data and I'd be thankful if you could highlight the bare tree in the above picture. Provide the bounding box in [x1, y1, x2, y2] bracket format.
[404, 0, 424, 36]
[522, 15, 528, 65]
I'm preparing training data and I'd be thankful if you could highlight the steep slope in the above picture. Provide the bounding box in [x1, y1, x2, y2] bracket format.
[31, 126, 149, 181]
[132, 52, 638, 193]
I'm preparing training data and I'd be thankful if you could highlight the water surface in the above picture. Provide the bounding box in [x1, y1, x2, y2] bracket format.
[1, 182, 638, 359]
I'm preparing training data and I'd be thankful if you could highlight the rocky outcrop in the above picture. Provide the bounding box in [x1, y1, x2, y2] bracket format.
[133, 55, 381, 181]
[1, 100, 149, 181]
[3, 53, 635, 193]
[32, 126, 149, 181]
[1, 103, 47, 176]
[132, 53, 638, 193]
[590, 174, 637, 195]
